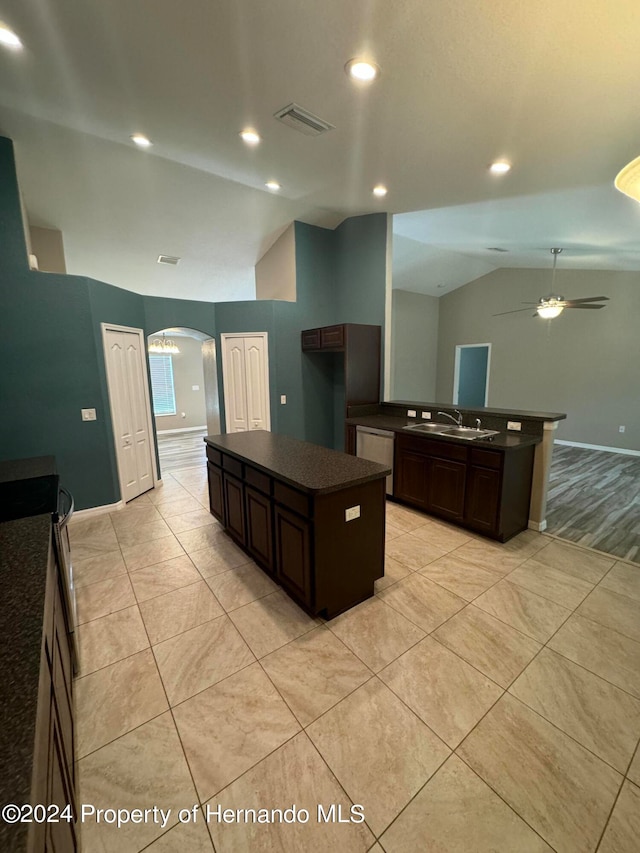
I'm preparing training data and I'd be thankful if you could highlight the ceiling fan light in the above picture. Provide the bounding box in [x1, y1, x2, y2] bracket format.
[537, 304, 563, 319]
[614, 155, 640, 202]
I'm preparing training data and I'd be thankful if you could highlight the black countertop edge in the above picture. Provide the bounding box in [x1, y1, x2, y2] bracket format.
[204, 432, 390, 495]
[386, 401, 566, 422]
[346, 415, 542, 450]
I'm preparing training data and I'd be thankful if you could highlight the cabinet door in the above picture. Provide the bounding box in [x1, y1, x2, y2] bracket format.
[274, 505, 312, 608]
[301, 328, 320, 350]
[465, 465, 501, 534]
[394, 450, 430, 510]
[223, 473, 245, 545]
[428, 458, 466, 521]
[245, 485, 274, 574]
[320, 325, 345, 349]
[207, 462, 225, 524]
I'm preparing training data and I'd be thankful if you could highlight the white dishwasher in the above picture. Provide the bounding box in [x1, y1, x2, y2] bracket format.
[356, 426, 394, 495]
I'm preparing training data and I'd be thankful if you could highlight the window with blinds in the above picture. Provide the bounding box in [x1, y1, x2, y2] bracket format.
[149, 354, 176, 416]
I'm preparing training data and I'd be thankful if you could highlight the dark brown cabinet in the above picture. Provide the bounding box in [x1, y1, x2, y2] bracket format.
[223, 472, 245, 546]
[274, 504, 312, 604]
[207, 462, 225, 524]
[245, 485, 274, 574]
[394, 433, 535, 541]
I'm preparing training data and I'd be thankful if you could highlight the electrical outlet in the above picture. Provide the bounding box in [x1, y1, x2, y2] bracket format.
[421, 411, 432, 420]
[192, 385, 200, 391]
[280, 395, 287, 404]
[345, 505, 361, 522]
[507, 421, 522, 431]
[619, 425, 626, 433]
[407, 409, 417, 418]
[81, 408, 97, 421]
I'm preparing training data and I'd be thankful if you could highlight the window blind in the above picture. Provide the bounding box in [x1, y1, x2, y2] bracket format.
[149, 354, 176, 416]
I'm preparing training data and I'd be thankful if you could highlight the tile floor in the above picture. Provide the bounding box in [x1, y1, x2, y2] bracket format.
[70, 463, 640, 852]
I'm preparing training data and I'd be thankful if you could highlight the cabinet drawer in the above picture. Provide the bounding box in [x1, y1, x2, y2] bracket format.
[320, 325, 345, 349]
[222, 454, 243, 478]
[399, 433, 467, 462]
[245, 465, 272, 496]
[301, 328, 320, 350]
[470, 448, 502, 470]
[206, 445, 222, 467]
[274, 481, 310, 518]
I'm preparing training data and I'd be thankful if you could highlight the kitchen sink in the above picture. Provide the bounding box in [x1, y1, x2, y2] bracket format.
[404, 423, 500, 441]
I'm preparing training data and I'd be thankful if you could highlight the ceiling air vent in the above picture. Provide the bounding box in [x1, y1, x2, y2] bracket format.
[157, 255, 181, 265]
[274, 103, 334, 136]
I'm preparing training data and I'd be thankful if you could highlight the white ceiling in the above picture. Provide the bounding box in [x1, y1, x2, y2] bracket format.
[1, 0, 639, 302]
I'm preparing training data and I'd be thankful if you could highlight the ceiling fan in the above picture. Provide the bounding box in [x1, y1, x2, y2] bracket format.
[493, 249, 610, 318]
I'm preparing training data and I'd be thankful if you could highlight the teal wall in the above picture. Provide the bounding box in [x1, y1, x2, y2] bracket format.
[1, 136, 389, 510]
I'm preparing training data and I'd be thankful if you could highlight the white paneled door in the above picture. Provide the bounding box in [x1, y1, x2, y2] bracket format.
[221, 333, 270, 433]
[103, 325, 156, 502]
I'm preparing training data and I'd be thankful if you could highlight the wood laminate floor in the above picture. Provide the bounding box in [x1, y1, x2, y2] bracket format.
[547, 444, 640, 564]
[157, 429, 208, 473]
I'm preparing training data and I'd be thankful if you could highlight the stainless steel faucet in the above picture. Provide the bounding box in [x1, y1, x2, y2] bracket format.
[437, 409, 463, 426]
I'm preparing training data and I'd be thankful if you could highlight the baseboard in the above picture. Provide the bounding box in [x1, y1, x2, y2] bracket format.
[70, 500, 124, 521]
[555, 439, 640, 457]
[156, 425, 207, 435]
[528, 519, 547, 532]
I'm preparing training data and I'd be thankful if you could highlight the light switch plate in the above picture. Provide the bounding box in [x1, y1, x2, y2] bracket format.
[280, 395, 287, 404]
[345, 505, 361, 522]
[507, 421, 522, 431]
[81, 408, 97, 421]
[407, 409, 417, 417]
[192, 385, 200, 391]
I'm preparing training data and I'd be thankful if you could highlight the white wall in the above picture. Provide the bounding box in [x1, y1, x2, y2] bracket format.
[153, 335, 207, 432]
[391, 289, 439, 400]
[255, 223, 296, 301]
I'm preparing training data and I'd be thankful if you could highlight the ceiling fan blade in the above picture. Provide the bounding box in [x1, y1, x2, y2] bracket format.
[492, 307, 536, 316]
[565, 304, 605, 309]
[560, 296, 609, 306]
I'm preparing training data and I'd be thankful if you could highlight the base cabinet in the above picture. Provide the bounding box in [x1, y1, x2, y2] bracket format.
[465, 465, 501, 533]
[429, 458, 466, 521]
[207, 461, 225, 524]
[245, 486, 274, 575]
[274, 505, 312, 605]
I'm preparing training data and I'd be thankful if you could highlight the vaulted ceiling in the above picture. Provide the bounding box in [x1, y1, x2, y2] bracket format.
[1, 0, 639, 301]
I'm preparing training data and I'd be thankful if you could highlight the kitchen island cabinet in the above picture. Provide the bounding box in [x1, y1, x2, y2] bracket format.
[205, 431, 390, 618]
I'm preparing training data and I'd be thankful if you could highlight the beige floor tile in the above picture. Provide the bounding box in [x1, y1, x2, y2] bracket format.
[110, 504, 163, 530]
[385, 521, 406, 541]
[449, 539, 529, 575]
[509, 648, 640, 773]
[206, 733, 375, 851]
[577, 585, 640, 643]
[75, 649, 168, 758]
[379, 637, 502, 748]
[386, 503, 430, 533]
[76, 573, 136, 624]
[598, 780, 640, 853]
[411, 521, 473, 552]
[228, 590, 319, 658]
[174, 523, 227, 553]
[77, 605, 149, 675]
[69, 527, 120, 560]
[261, 626, 372, 726]
[139, 580, 224, 644]
[204, 562, 278, 611]
[307, 679, 449, 836]
[144, 820, 214, 852]
[380, 754, 553, 853]
[531, 540, 615, 583]
[189, 541, 252, 577]
[507, 560, 594, 609]
[69, 514, 115, 542]
[164, 509, 218, 534]
[129, 554, 202, 601]
[601, 561, 640, 603]
[378, 573, 466, 633]
[146, 484, 190, 505]
[385, 532, 447, 570]
[153, 615, 255, 705]
[628, 746, 640, 784]
[374, 555, 412, 591]
[458, 694, 622, 853]
[157, 495, 206, 518]
[121, 534, 185, 572]
[473, 579, 571, 642]
[78, 712, 197, 853]
[114, 518, 173, 548]
[73, 549, 127, 588]
[502, 529, 549, 558]
[433, 606, 541, 688]
[173, 663, 300, 800]
[548, 614, 640, 698]
[328, 597, 425, 672]
[419, 555, 501, 601]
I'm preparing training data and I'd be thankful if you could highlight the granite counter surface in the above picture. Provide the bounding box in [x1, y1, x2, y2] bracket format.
[205, 431, 390, 493]
[0, 514, 51, 850]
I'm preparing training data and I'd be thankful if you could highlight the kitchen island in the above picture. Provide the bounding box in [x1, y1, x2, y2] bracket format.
[205, 431, 390, 618]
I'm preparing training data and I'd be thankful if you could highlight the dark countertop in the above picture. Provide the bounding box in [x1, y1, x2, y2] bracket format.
[345, 414, 541, 450]
[387, 401, 566, 422]
[205, 431, 391, 494]
[0, 514, 51, 850]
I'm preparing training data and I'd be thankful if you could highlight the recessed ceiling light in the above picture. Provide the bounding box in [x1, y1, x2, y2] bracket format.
[373, 184, 388, 197]
[131, 134, 152, 148]
[240, 129, 261, 145]
[345, 59, 380, 82]
[0, 22, 22, 49]
[489, 160, 511, 175]
[265, 181, 281, 191]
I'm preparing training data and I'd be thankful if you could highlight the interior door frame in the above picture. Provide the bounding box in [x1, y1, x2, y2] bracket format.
[101, 323, 160, 502]
[453, 342, 492, 407]
[220, 332, 271, 432]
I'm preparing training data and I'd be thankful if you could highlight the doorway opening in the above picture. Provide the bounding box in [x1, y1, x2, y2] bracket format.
[453, 343, 491, 407]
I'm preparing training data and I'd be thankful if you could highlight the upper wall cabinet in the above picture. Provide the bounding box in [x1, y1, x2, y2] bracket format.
[301, 323, 381, 406]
